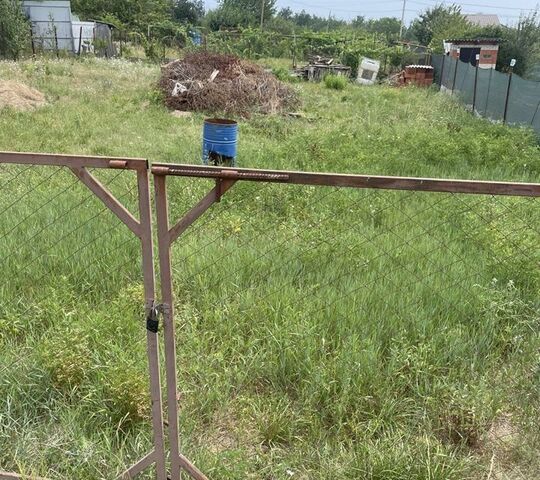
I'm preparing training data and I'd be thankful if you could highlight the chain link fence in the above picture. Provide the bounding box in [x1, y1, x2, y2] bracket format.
[1, 154, 539, 478]
[153, 164, 540, 479]
[0, 154, 167, 480]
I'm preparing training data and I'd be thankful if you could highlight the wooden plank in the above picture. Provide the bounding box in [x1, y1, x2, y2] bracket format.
[154, 175, 182, 480]
[136, 168, 168, 480]
[152, 163, 540, 198]
[0, 152, 147, 171]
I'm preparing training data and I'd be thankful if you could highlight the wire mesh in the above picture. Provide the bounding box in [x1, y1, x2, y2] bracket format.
[163, 176, 539, 477]
[0, 163, 155, 479]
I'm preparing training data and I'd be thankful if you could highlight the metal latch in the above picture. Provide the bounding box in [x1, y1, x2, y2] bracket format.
[146, 303, 161, 333]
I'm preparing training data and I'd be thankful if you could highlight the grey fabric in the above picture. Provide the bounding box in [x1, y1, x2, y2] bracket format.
[432, 54, 540, 133]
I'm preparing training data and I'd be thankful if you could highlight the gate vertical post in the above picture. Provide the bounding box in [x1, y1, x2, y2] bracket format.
[78, 26, 83, 56]
[137, 167, 168, 480]
[154, 175, 182, 480]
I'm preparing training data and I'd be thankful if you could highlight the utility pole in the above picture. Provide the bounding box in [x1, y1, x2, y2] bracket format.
[399, 0, 407, 39]
[260, 0, 265, 30]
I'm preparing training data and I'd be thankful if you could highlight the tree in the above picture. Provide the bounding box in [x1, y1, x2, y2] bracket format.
[366, 17, 401, 41]
[0, 0, 29, 59]
[70, 0, 171, 33]
[219, 0, 276, 25]
[479, 11, 540, 76]
[204, 6, 254, 30]
[410, 5, 472, 51]
[172, 0, 204, 24]
[277, 7, 293, 21]
[351, 16, 365, 29]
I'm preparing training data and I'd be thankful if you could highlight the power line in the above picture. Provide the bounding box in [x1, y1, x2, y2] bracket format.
[277, 0, 537, 19]
[280, 0, 415, 15]
[409, 0, 538, 12]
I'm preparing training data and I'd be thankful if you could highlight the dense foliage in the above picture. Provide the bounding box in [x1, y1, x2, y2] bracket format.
[202, 28, 406, 73]
[2, 0, 522, 80]
[0, 0, 29, 59]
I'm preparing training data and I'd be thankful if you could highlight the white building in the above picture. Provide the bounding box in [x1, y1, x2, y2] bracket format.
[21, 0, 115, 55]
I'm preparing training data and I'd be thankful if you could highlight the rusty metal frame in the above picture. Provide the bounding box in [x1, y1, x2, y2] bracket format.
[152, 163, 540, 197]
[152, 162, 540, 480]
[154, 174, 211, 480]
[0, 152, 167, 480]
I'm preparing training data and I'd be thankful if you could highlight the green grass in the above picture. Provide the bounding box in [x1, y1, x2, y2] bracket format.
[0, 57, 539, 479]
[324, 74, 348, 90]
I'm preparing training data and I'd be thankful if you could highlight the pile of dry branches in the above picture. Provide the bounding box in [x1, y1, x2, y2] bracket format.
[159, 52, 299, 116]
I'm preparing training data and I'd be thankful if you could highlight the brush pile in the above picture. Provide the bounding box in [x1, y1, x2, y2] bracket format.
[159, 52, 299, 115]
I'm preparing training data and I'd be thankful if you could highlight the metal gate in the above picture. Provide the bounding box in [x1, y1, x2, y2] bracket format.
[152, 162, 539, 480]
[0, 153, 166, 479]
[1, 154, 539, 479]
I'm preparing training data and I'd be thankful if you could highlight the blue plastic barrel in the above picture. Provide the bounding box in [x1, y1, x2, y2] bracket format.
[202, 118, 238, 166]
[190, 31, 202, 46]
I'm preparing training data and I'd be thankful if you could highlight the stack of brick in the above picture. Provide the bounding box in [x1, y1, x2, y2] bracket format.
[398, 65, 434, 87]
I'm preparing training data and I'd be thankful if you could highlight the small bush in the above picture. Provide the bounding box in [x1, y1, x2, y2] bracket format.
[103, 363, 150, 425]
[324, 74, 347, 90]
[40, 328, 92, 391]
[271, 67, 298, 83]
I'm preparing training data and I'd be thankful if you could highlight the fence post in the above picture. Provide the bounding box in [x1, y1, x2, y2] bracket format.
[30, 26, 36, 57]
[78, 26, 83, 56]
[54, 26, 59, 58]
[451, 50, 460, 95]
[503, 59, 516, 124]
[439, 54, 446, 90]
[472, 54, 480, 114]
[530, 98, 540, 127]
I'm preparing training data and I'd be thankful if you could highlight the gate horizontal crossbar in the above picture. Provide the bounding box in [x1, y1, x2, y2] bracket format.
[151, 163, 540, 197]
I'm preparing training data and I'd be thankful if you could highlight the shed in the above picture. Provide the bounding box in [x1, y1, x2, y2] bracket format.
[443, 38, 499, 69]
[92, 21, 117, 58]
[22, 0, 75, 52]
[71, 18, 95, 54]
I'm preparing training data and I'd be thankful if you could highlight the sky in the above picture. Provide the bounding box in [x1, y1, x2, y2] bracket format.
[203, 0, 540, 26]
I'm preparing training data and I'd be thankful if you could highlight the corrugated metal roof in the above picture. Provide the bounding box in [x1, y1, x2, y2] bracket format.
[445, 38, 500, 45]
[465, 14, 501, 27]
[405, 65, 434, 69]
